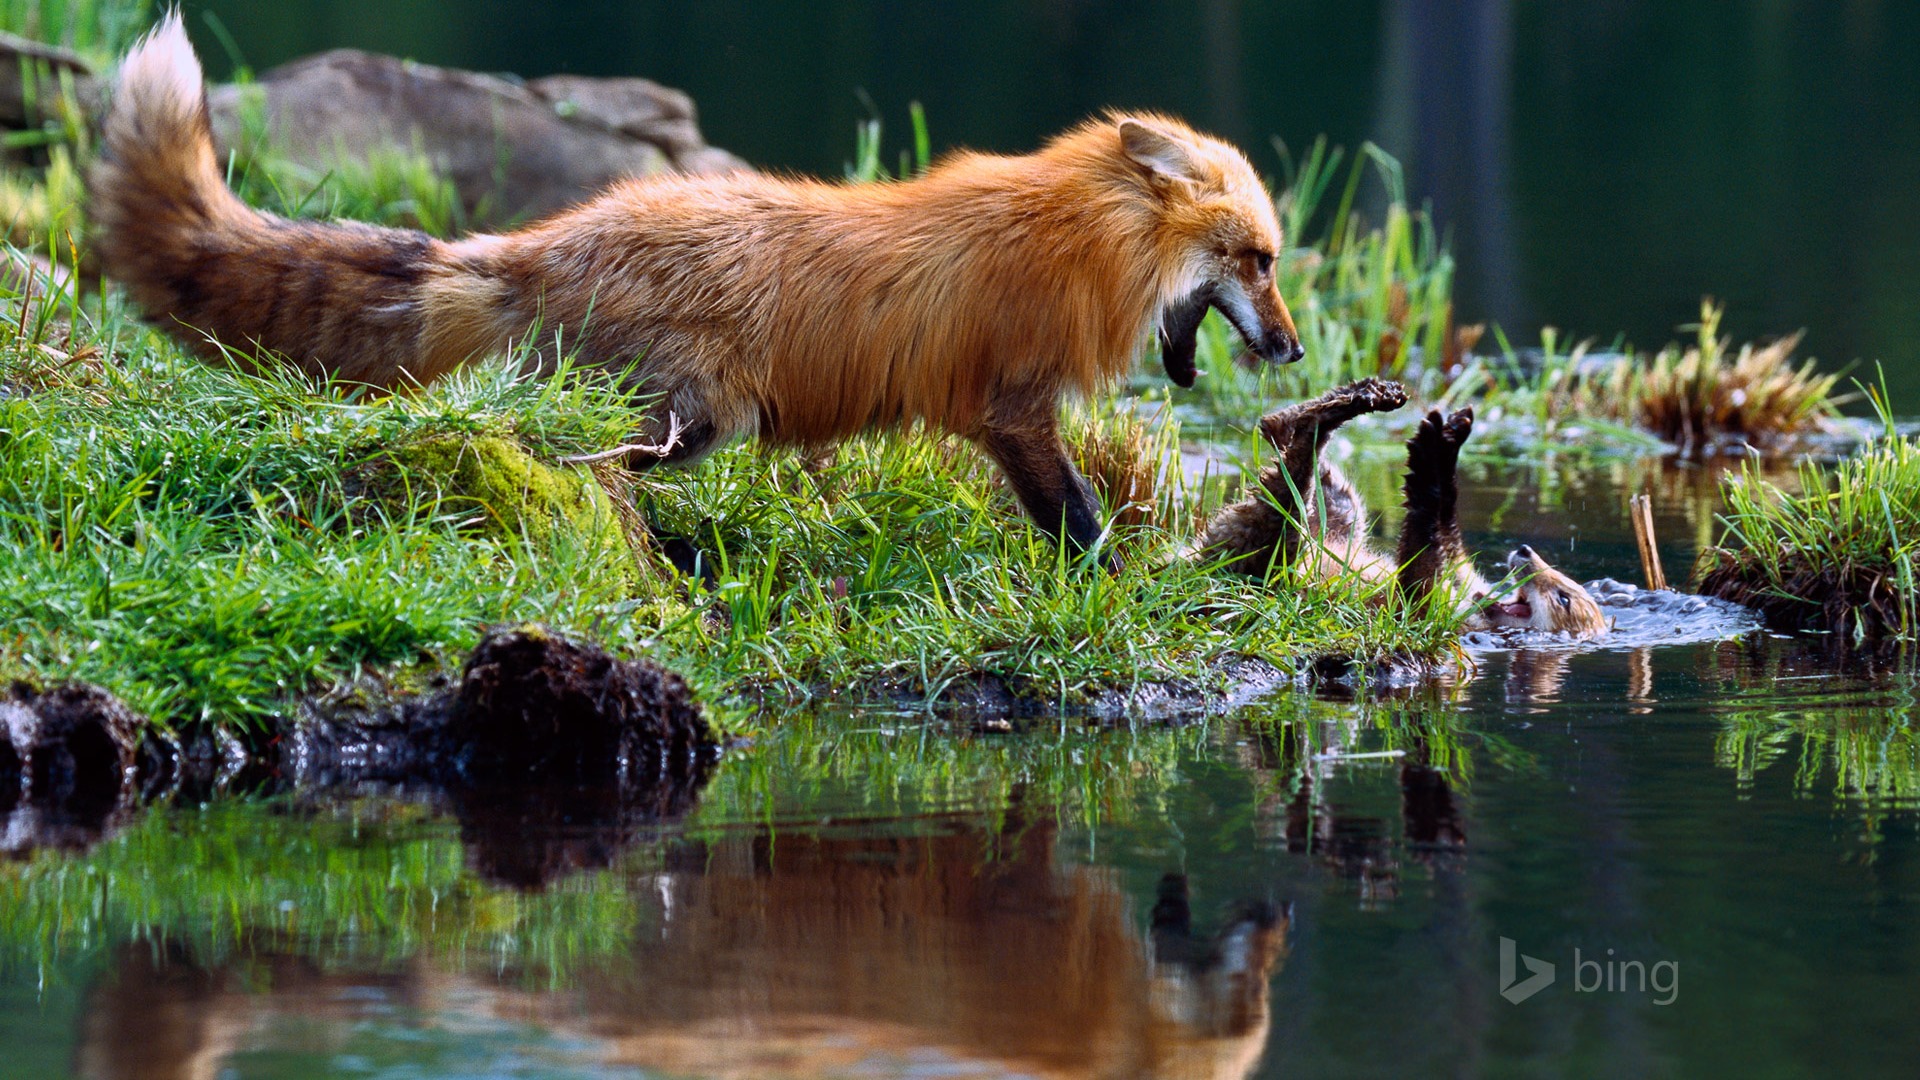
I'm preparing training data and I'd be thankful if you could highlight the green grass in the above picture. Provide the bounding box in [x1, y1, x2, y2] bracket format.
[0, 0, 149, 64]
[0, 331, 669, 724]
[0, 297, 1469, 731]
[1695, 379, 1920, 640]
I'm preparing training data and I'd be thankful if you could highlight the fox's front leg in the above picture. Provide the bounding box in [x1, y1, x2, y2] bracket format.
[977, 420, 1117, 572]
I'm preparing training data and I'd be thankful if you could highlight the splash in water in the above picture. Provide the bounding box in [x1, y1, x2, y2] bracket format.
[1464, 578, 1760, 652]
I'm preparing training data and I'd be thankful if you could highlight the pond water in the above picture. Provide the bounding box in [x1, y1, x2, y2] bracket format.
[6, 463, 1918, 1078]
[6, 5, 1914, 1073]
[178, 0, 1920, 411]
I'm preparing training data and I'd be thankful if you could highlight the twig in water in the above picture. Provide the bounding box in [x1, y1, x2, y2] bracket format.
[1630, 493, 1668, 591]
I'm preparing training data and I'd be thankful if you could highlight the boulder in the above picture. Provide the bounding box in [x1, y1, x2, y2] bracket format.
[0, 33, 749, 223]
[206, 50, 749, 223]
[0, 31, 98, 130]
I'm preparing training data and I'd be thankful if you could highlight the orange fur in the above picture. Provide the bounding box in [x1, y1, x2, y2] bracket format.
[91, 15, 1302, 559]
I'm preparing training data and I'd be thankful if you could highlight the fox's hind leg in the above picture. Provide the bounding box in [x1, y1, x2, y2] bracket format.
[1396, 407, 1475, 605]
[619, 375, 758, 470]
[1255, 377, 1409, 514]
[1194, 378, 1405, 574]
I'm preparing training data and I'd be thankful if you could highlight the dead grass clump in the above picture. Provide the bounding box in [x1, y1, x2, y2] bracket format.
[1601, 301, 1843, 456]
[1065, 407, 1167, 535]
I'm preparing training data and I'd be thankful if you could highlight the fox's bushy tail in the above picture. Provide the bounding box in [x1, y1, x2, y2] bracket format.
[91, 13, 504, 387]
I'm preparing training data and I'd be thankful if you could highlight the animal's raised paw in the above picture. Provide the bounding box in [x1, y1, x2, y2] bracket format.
[1341, 377, 1409, 414]
[1408, 406, 1472, 464]
[1411, 408, 1448, 448]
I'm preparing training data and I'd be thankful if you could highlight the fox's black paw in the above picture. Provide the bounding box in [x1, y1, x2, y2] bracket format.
[1259, 378, 1410, 452]
[1410, 409, 1445, 450]
[1338, 377, 1410, 415]
[1408, 407, 1472, 468]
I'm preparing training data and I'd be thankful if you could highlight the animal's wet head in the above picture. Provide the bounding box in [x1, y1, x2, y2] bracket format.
[1487, 545, 1609, 639]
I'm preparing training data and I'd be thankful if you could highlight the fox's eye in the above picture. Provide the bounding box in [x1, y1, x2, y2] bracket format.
[1557, 593, 1573, 608]
[1255, 251, 1274, 275]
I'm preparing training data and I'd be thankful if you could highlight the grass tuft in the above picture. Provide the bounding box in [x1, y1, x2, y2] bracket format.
[1695, 378, 1920, 640]
[1064, 397, 1180, 537]
[0, 0, 150, 64]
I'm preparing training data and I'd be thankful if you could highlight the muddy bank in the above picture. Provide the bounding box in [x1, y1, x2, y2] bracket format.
[4, 629, 721, 875]
[1697, 553, 1913, 642]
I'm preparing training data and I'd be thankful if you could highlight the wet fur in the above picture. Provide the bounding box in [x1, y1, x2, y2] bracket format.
[1194, 379, 1608, 639]
[92, 15, 1301, 561]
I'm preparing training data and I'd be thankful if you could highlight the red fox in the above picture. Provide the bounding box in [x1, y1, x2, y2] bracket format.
[90, 15, 1302, 564]
[1194, 379, 1609, 639]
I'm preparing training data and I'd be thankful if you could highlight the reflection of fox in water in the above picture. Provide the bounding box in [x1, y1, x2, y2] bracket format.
[77, 820, 1289, 1080]
[91, 15, 1304, 564]
[1195, 378, 1608, 639]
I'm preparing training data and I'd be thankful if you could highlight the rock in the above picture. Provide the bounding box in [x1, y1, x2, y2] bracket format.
[0, 31, 98, 130]
[205, 50, 749, 223]
[0, 33, 747, 224]
[524, 73, 707, 157]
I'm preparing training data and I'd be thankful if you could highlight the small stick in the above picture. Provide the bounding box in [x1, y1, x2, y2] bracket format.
[558, 412, 685, 465]
[1630, 493, 1668, 591]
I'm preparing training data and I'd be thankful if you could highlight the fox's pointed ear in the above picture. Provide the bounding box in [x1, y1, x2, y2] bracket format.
[1119, 119, 1202, 184]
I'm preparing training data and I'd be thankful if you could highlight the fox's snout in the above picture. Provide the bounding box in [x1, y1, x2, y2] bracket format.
[1216, 289, 1305, 367]
[1247, 290, 1304, 365]
[1251, 325, 1306, 365]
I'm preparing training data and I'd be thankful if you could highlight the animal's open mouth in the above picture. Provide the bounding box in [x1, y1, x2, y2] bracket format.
[1493, 599, 1532, 620]
[1159, 287, 1300, 386]
[1158, 290, 1213, 388]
